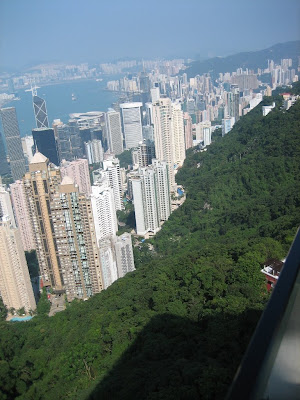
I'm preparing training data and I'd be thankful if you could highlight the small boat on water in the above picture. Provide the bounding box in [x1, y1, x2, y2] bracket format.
[72, 93, 77, 101]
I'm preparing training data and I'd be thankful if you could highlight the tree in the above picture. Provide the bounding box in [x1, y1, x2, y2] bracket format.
[0, 296, 7, 321]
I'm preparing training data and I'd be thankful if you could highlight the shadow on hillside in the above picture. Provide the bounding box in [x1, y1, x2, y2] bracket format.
[86, 309, 262, 400]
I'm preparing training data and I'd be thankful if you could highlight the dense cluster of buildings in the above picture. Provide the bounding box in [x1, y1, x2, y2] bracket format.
[0, 55, 298, 316]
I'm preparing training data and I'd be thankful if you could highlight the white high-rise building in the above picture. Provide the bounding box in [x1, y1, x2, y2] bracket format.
[171, 102, 186, 167]
[85, 139, 103, 164]
[103, 157, 124, 211]
[21, 135, 34, 163]
[105, 110, 123, 155]
[152, 160, 171, 222]
[152, 98, 175, 191]
[203, 126, 212, 147]
[222, 117, 235, 136]
[131, 160, 171, 237]
[151, 87, 160, 103]
[98, 238, 118, 289]
[120, 102, 143, 149]
[10, 180, 35, 251]
[114, 232, 135, 278]
[0, 217, 36, 313]
[91, 180, 118, 243]
[0, 185, 16, 227]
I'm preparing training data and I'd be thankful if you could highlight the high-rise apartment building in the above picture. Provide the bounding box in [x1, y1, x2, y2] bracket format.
[23, 152, 63, 291]
[183, 112, 193, 150]
[10, 180, 35, 251]
[51, 177, 102, 300]
[0, 107, 26, 181]
[103, 157, 124, 211]
[98, 238, 118, 289]
[23, 152, 102, 299]
[60, 158, 91, 195]
[91, 180, 118, 243]
[85, 140, 103, 164]
[171, 103, 186, 167]
[138, 141, 155, 167]
[0, 217, 36, 312]
[120, 102, 143, 149]
[0, 185, 16, 226]
[131, 160, 170, 236]
[33, 95, 49, 128]
[32, 128, 59, 166]
[114, 232, 135, 279]
[152, 98, 176, 191]
[105, 110, 123, 155]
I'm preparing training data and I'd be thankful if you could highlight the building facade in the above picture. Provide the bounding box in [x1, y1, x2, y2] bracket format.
[120, 102, 143, 149]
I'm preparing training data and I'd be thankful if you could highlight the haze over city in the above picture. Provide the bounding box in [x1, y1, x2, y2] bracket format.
[1, 0, 300, 69]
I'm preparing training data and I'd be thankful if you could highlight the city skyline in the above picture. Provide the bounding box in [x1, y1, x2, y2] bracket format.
[0, 0, 299, 70]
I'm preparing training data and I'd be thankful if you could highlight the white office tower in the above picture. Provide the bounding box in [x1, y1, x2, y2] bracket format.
[10, 180, 35, 251]
[105, 109, 123, 155]
[85, 139, 104, 164]
[222, 117, 235, 136]
[0, 217, 36, 313]
[132, 168, 159, 236]
[131, 160, 171, 237]
[91, 181, 118, 243]
[151, 87, 160, 103]
[22, 136, 34, 163]
[103, 157, 124, 211]
[171, 102, 186, 167]
[60, 158, 91, 195]
[98, 238, 118, 289]
[152, 98, 175, 191]
[120, 102, 143, 149]
[203, 126, 212, 147]
[0, 185, 16, 227]
[114, 232, 135, 278]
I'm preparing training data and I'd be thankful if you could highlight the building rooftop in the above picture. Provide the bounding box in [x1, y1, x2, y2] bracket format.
[30, 152, 48, 164]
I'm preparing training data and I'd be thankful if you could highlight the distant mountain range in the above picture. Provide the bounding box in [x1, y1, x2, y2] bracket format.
[184, 40, 300, 78]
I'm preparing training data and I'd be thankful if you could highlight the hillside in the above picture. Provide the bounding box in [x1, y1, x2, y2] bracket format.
[0, 93, 299, 400]
[184, 40, 300, 78]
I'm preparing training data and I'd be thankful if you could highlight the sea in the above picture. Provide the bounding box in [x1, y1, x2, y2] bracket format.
[4, 78, 120, 137]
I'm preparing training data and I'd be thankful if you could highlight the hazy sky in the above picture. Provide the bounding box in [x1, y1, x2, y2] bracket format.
[1, 0, 299, 69]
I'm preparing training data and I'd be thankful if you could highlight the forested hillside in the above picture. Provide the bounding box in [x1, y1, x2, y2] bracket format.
[0, 93, 299, 400]
[184, 40, 300, 78]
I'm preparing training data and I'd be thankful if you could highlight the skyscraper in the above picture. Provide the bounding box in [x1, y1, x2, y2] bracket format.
[0, 132, 10, 176]
[131, 160, 171, 236]
[51, 177, 103, 300]
[120, 102, 143, 149]
[0, 185, 16, 227]
[103, 157, 124, 211]
[105, 110, 123, 155]
[91, 180, 118, 243]
[114, 232, 135, 279]
[60, 158, 91, 195]
[32, 128, 59, 166]
[0, 107, 26, 181]
[85, 140, 104, 164]
[152, 98, 175, 191]
[10, 180, 36, 251]
[33, 95, 49, 128]
[56, 124, 72, 161]
[171, 103, 186, 167]
[0, 217, 36, 313]
[23, 152, 103, 299]
[137, 141, 155, 167]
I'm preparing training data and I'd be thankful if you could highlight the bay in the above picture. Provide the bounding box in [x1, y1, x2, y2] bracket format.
[5, 78, 120, 137]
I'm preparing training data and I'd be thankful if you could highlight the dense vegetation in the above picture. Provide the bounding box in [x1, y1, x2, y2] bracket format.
[0, 93, 299, 400]
[184, 40, 300, 78]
